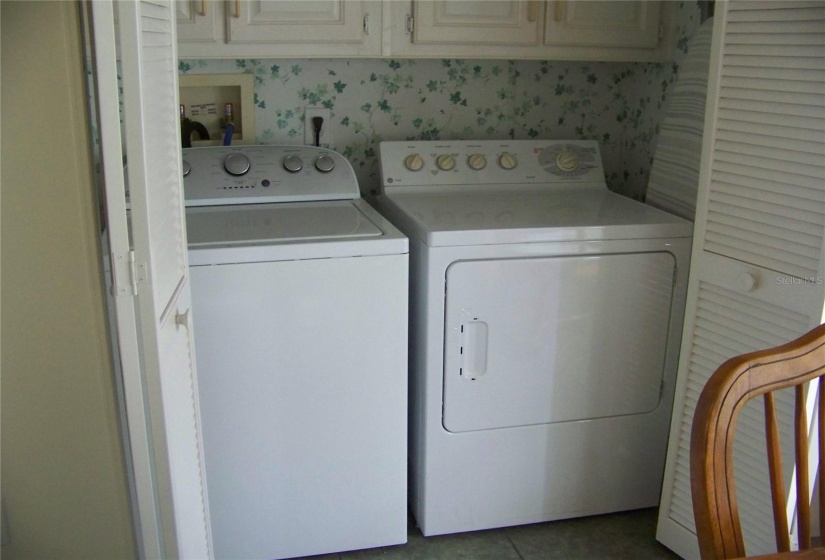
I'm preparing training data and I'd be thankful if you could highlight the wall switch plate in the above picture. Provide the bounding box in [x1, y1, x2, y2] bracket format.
[304, 107, 331, 147]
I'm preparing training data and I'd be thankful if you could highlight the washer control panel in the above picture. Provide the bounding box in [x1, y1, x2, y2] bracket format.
[380, 140, 604, 190]
[182, 145, 359, 207]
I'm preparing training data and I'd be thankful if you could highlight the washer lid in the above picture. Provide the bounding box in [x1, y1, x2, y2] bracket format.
[187, 200, 381, 246]
[382, 188, 693, 246]
[186, 199, 408, 265]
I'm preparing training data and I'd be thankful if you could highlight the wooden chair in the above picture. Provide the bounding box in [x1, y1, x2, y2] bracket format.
[691, 323, 825, 560]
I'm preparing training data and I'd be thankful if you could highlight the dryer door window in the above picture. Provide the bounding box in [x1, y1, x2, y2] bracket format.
[442, 252, 676, 433]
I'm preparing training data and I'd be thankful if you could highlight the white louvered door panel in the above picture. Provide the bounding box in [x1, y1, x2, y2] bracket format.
[656, 2, 825, 559]
[114, 1, 212, 558]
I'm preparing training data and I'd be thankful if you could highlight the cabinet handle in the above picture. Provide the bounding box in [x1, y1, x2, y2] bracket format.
[233, 0, 240, 18]
[199, 0, 206, 16]
[528, 0, 538, 23]
[554, 0, 566, 22]
[736, 272, 758, 292]
[175, 309, 190, 329]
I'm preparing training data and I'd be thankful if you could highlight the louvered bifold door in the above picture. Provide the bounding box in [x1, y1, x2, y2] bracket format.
[97, 0, 212, 558]
[656, 2, 825, 559]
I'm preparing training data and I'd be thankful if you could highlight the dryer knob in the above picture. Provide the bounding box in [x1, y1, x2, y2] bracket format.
[436, 154, 456, 171]
[556, 150, 578, 172]
[224, 153, 251, 176]
[283, 154, 304, 173]
[182, 159, 191, 177]
[467, 154, 487, 170]
[404, 153, 425, 172]
[315, 154, 335, 173]
[498, 152, 518, 170]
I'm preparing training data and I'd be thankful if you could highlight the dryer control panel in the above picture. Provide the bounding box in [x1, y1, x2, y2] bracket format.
[183, 145, 360, 207]
[379, 140, 605, 191]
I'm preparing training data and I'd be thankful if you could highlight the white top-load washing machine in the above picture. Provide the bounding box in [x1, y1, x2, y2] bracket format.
[183, 145, 408, 560]
[375, 140, 692, 537]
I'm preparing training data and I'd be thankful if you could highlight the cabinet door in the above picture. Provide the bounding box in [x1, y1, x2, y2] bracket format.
[176, 0, 221, 43]
[544, 0, 661, 49]
[413, 0, 540, 45]
[228, 0, 370, 44]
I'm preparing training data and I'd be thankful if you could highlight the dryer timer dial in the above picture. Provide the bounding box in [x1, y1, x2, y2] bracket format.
[404, 154, 425, 172]
[436, 154, 456, 171]
[498, 152, 518, 170]
[556, 150, 578, 173]
[467, 154, 487, 170]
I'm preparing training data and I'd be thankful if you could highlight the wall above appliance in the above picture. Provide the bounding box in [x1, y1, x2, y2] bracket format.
[178, 73, 255, 146]
[176, 2, 703, 198]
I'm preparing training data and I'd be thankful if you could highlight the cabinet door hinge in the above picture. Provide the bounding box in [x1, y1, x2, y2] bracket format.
[406, 13, 414, 35]
[363, 13, 370, 36]
[111, 249, 141, 297]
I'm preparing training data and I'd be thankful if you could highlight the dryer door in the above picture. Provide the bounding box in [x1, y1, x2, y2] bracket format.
[442, 252, 676, 433]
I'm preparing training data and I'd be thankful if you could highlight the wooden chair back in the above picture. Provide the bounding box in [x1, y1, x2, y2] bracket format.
[690, 323, 825, 559]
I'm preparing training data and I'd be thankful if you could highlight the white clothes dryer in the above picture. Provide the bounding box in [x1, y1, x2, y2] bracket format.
[184, 146, 408, 559]
[374, 140, 692, 537]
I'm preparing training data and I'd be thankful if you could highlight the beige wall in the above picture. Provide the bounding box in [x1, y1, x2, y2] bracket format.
[1, 2, 136, 558]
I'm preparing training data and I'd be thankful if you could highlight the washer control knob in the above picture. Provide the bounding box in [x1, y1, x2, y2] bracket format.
[283, 154, 303, 173]
[556, 150, 578, 172]
[467, 154, 487, 170]
[182, 159, 191, 177]
[224, 153, 251, 176]
[315, 154, 335, 173]
[498, 152, 518, 170]
[404, 154, 424, 172]
[436, 154, 456, 171]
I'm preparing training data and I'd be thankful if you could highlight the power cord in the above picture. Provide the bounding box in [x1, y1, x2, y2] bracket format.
[312, 116, 324, 147]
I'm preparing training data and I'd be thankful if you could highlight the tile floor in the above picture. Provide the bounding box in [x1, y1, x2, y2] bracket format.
[297, 508, 682, 560]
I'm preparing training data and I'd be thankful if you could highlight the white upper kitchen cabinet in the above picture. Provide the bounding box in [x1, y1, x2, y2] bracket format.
[176, 0, 222, 44]
[543, 0, 662, 50]
[410, 1, 541, 47]
[176, 0, 383, 58]
[176, 0, 672, 61]
[389, 0, 672, 61]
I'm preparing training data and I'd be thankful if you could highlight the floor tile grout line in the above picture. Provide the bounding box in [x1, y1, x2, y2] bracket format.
[507, 532, 527, 560]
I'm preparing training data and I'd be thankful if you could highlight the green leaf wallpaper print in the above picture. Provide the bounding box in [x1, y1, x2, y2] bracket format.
[179, 3, 702, 199]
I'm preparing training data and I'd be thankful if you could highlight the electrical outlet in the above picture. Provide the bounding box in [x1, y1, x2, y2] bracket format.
[304, 107, 332, 147]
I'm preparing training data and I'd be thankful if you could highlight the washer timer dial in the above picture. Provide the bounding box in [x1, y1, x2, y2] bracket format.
[283, 154, 303, 173]
[224, 153, 251, 176]
[315, 154, 335, 173]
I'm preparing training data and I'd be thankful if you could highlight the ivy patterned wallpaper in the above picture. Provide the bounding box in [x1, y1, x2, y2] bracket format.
[179, 2, 703, 199]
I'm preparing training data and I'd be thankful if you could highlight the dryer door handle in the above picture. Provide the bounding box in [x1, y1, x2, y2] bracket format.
[460, 321, 488, 381]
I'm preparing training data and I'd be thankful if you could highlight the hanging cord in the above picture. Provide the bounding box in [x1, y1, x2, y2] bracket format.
[312, 116, 324, 147]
